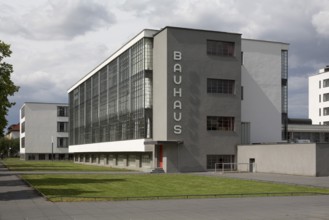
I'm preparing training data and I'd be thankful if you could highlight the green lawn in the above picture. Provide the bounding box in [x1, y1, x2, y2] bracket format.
[21, 174, 329, 202]
[2, 158, 131, 172]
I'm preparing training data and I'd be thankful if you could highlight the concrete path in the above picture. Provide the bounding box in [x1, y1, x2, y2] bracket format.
[217, 172, 329, 188]
[1, 162, 329, 219]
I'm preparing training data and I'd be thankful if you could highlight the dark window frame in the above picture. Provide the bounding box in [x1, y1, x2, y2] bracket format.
[207, 40, 235, 57]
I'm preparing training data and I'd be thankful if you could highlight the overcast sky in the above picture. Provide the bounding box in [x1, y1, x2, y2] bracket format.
[1, 0, 329, 129]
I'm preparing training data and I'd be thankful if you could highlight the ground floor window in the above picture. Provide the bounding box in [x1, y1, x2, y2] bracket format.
[39, 154, 45, 160]
[207, 155, 235, 169]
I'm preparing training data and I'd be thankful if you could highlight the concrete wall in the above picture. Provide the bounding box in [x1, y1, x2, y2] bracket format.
[154, 27, 241, 172]
[20, 103, 69, 156]
[241, 39, 288, 143]
[316, 143, 329, 176]
[153, 29, 168, 141]
[238, 144, 317, 176]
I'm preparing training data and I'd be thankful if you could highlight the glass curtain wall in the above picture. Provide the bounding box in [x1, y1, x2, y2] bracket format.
[281, 50, 288, 140]
[69, 38, 153, 145]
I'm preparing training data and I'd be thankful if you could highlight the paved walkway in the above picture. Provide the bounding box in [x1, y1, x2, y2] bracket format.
[198, 172, 329, 188]
[1, 162, 329, 219]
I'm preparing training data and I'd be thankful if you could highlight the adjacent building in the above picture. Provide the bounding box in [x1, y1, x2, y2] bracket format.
[309, 66, 329, 125]
[20, 102, 70, 160]
[68, 26, 289, 172]
[5, 123, 20, 140]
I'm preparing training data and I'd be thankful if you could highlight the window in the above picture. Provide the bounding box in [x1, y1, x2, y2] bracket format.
[324, 107, 329, 116]
[57, 137, 68, 148]
[207, 40, 234, 56]
[21, 122, 25, 133]
[57, 122, 68, 132]
[320, 94, 322, 102]
[207, 116, 235, 131]
[207, 79, 235, 94]
[320, 80, 322, 88]
[324, 79, 329, 88]
[207, 155, 235, 169]
[21, 137, 25, 148]
[324, 93, 329, 102]
[57, 106, 68, 117]
[324, 121, 329, 125]
[21, 106, 25, 119]
[320, 108, 322, 116]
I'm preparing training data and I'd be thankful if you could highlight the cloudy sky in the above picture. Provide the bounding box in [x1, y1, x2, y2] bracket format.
[1, 0, 329, 129]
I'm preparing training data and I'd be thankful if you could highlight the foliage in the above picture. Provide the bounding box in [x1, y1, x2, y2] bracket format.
[0, 40, 19, 136]
[0, 137, 19, 158]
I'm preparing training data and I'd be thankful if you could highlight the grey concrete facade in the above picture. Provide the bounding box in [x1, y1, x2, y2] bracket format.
[153, 27, 242, 172]
[238, 143, 329, 176]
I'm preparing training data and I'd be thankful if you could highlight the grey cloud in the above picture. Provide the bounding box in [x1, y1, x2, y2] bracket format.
[1, 0, 116, 40]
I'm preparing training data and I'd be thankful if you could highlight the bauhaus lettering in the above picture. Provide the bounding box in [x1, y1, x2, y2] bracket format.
[173, 51, 182, 134]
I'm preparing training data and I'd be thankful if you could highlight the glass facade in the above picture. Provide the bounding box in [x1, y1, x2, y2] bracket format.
[281, 50, 288, 140]
[69, 38, 153, 146]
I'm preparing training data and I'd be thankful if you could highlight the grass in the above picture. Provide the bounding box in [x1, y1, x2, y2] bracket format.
[2, 158, 131, 172]
[21, 174, 329, 202]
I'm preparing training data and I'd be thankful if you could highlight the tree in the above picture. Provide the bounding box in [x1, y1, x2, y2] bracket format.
[0, 40, 19, 136]
[0, 137, 19, 158]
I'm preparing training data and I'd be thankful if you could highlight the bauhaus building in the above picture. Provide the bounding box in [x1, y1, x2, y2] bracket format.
[68, 27, 288, 172]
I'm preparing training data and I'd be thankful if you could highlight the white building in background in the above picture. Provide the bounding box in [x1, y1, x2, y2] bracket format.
[309, 66, 329, 125]
[20, 102, 71, 160]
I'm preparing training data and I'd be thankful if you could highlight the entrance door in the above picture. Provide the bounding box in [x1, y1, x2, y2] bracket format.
[249, 158, 255, 172]
[157, 145, 163, 168]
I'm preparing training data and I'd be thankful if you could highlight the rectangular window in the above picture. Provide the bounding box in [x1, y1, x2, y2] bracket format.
[207, 40, 235, 56]
[57, 106, 68, 117]
[320, 108, 322, 116]
[57, 137, 68, 148]
[324, 121, 329, 125]
[207, 78, 235, 94]
[324, 93, 329, 102]
[320, 94, 322, 102]
[21, 106, 25, 119]
[207, 116, 235, 131]
[21, 122, 25, 133]
[57, 122, 68, 132]
[21, 137, 25, 148]
[320, 80, 322, 88]
[206, 155, 235, 169]
[324, 107, 329, 116]
[324, 79, 329, 88]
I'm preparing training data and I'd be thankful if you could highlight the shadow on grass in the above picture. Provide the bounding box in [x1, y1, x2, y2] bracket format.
[39, 188, 100, 197]
[25, 177, 126, 186]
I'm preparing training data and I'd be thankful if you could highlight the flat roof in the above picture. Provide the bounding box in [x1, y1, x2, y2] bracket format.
[154, 26, 242, 37]
[242, 38, 289, 46]
[67, 29, 158, 93]
[288, 124, 329, 132]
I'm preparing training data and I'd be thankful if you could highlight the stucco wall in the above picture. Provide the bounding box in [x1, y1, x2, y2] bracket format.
[20, 103, 69, 155]
[238, 144, 317, 176]
[241, 39, 288, 143]
[154, 27, 241, 172]
[316, 143, 329, 176]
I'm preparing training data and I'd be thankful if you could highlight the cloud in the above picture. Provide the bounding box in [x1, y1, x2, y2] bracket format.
[0, 0, 116, 40]
[312, 10, 329, 37]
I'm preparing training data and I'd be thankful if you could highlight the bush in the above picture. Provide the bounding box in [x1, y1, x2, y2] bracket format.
[0, 137, 19, 158]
